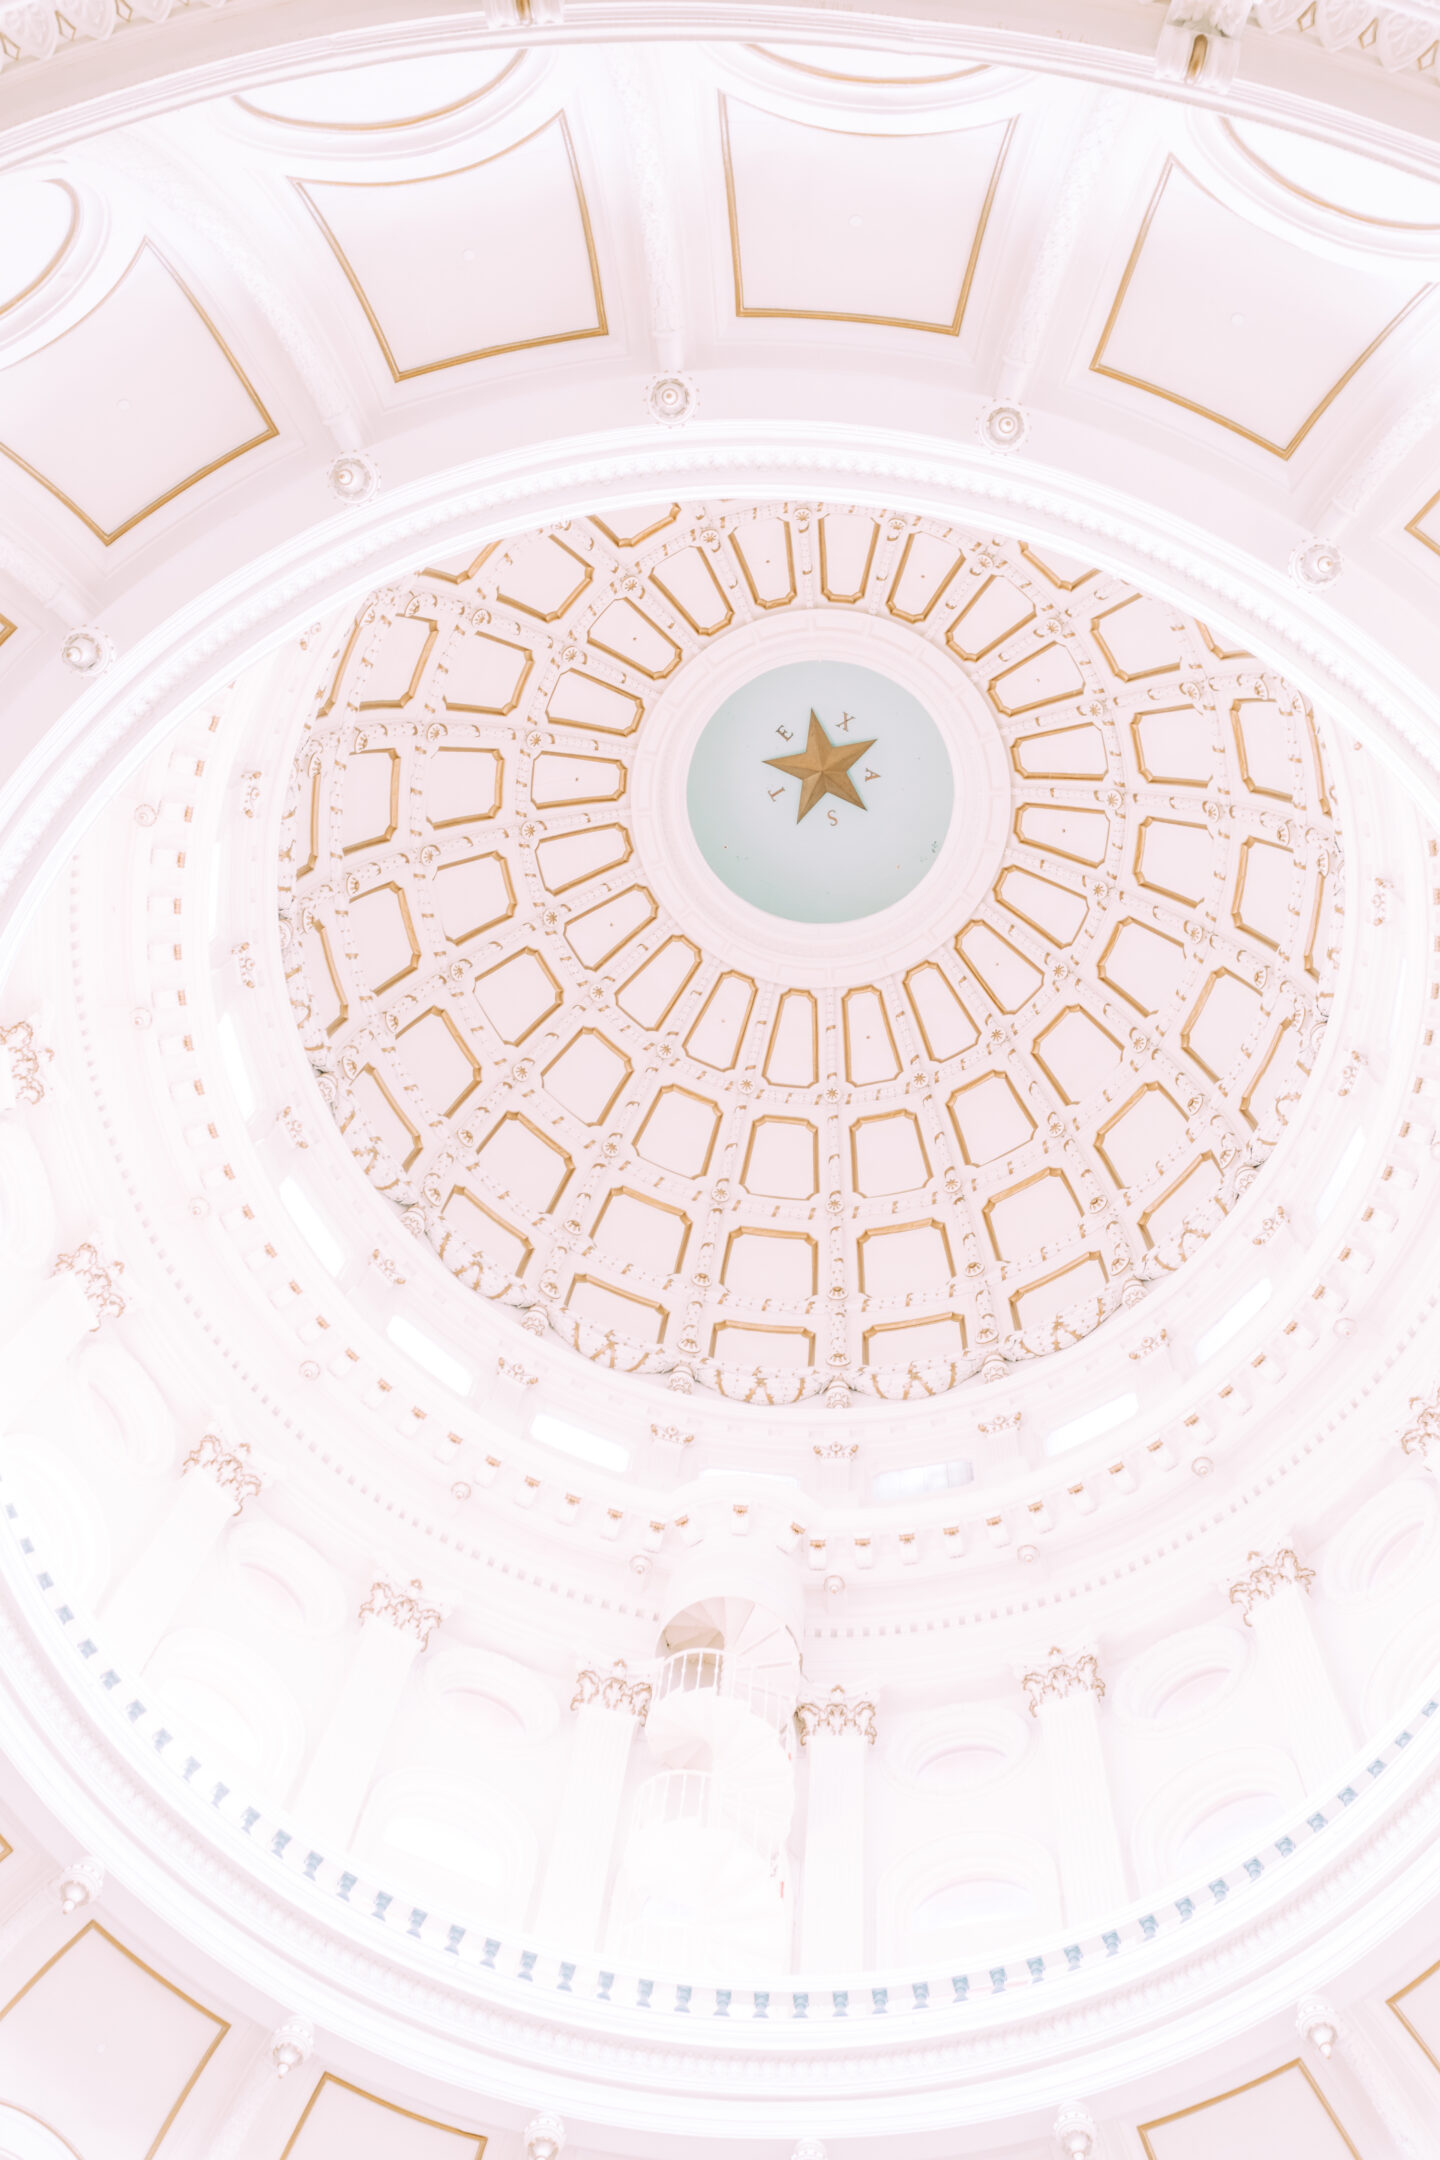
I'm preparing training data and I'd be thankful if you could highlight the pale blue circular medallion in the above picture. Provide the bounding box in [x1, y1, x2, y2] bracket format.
[685, 660, 954, 925]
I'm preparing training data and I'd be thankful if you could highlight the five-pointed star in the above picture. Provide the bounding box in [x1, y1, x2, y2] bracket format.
[764, 711, 876, 824]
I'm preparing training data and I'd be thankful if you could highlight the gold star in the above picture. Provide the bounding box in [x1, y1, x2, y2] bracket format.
[764, 711, 876, 824]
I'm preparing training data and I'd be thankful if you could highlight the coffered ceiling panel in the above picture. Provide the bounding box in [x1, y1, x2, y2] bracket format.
[295, 115, 606, 379]
[0, 245, 276, 543]
[0, 1923, 227, 2160]
[721, 96, 1014, 331]
[1092, 158, 1426, 456]
[1139, 2061, 1358, 2160]
[281, 2073, 484, 2160]
[283, 500, 1339, 1403]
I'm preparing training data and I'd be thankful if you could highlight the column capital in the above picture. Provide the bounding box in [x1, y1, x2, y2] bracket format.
[525, 2116, 566, 2160]
[1400, 1388, 1440, 1463]
[1052, 2102, 1099, 2159]
[51, 1243, 125, 1328]
[1020, 1645, 1104, 1717]
[359, 1575, 444, 1648]
[1, 1018, 49, 1106]
[183, 1432, 263, 1516]
[1228, 1546, 1315, 1626]
[571, 1657, 651, 1721]
[795, 1681, 876, 1746]
[56, 1855, 104, 1916]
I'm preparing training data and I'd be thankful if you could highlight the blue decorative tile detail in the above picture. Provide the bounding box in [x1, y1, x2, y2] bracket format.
[1339, 1786, 1357, 1805]
[597, 1971, 614, 2001]
[872, 1987, 889, 2012]
[78, 1640, 97, 1659]
[481, 1938, 500, 1968]
[1176, 1897, 1194, 1920]
[1307, 1812, 1327, 1832]
[1397, 1730, 1413, 1748]
[125, 1700, 145, 1721]
[303, 1852, 323, 1879]
[676, 1985, 692, 2012]
[153, 1729, 171, 1751]
[183, 1759, 200, 1782]
[211, 1783, 229, 1808]
[754, 1992, 769, 2018]
[1139, 1915, 1157, 1938]
[557, 1959, 574, 1987]
[519, 1951, 537, 1980]
[56, 1606, 72, 1624]
[832, 1990, 848, 2016]
[101, 1671, 120, 1690]
[271, 1830, 291, 1858]
[1102, 1932, 1119, 1956]
[637, 1979, 653, 2008]
[1025, 1959, 1043, 1982]
[240, 1807, 260, 1834]
[914, 1980, 931, 2006]
[337, 1872, 357, 1902]
[37, 1572, 51, 1590]
[1064, 1945, 1082, 1968]
[1244, 1857, 1263, 1879]
[408, 1909, 427, 1938]
[1276, 1835, 1295, 1855]
[952, 1976, 969, 2001]
[715, 1990, 730, 2016]
[1209, 1879, 1229, 1901]
[19, 1537, 32, 1553]
[372, 1891, 392, 1920]
[792, 1992, 808, 2018]
[449, 1927, 467, 1957]
[989, 1968, 1006, 1993]
[1367, 1760, 1386, 1779]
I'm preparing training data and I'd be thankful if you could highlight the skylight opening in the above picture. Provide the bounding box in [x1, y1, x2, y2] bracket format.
[216, 1013, 256, 1121]
[1194, 1278, 1272, 1367]
[531, 1413, 629, 1474]
[278, 1175, 344, 1276]
[1317, 1128, 1366, 1225]
[386, 1313, 472, 1395]
[872, 1460, 973, 1504]
[1043, 1392, 1139, 1458]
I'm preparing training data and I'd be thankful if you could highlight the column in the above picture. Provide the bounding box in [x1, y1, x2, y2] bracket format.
[290, 1577, 442, 1849]
[203, 2016, 314, 2160]
[795, 1682, 875, 1971]
[0, 1245, 124, 1424]
[102, 1434, 264, 1672]
[1021, 1647, 1127, 1926]
[532, 1661, 651, 1952]
[1229, 1547, 1352, 1791]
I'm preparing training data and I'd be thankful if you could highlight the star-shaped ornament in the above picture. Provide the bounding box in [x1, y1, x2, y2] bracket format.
[765, 711, 876, 823]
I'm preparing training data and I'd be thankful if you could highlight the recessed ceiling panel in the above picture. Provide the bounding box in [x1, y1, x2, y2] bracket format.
[0, 244, 275, 542]
[295, 115, 605, 379]
[722, 96, 1013, 331]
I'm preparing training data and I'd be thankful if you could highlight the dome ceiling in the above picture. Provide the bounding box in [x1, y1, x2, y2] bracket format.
[282, 501, 1339, 1403]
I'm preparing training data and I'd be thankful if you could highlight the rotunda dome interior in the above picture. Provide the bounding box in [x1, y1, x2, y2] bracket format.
[2, 10, 1440, 2160]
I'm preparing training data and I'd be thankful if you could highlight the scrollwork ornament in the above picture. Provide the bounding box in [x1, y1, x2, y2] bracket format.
[51, 1243, 125, 1327]
[0, 1018, 49, 1104]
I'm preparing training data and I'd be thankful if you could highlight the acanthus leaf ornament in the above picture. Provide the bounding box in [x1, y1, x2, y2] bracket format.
[51, 1243, 126, 1326]
[571, 1657, 652, 1721]
[795, 1681, 877, 1746]
[0, 1018, 50, 1105]
[359, 1575, 444, 1648]
[183, 1431, 264, 1515]
[1020, 1646, 1105, 1716]
[1228, 1546, 1316, 1625]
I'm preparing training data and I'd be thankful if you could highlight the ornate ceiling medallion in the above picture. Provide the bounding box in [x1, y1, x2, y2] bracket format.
[280, 501, 1341, 1406]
